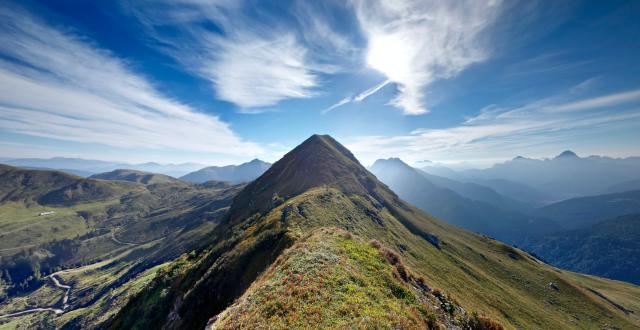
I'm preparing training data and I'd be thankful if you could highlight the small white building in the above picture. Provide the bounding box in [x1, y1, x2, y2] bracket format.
[39, 211, 56, 216]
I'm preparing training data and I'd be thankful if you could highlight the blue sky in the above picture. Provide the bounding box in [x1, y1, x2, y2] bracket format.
[1, 0, 639, 167]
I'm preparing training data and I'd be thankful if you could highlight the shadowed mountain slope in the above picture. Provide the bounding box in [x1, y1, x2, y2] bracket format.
[110, 135, 640, 330]
[522, 214, 640, 285]
[604, 179, 640, 194]
[535, 190, 640, 230]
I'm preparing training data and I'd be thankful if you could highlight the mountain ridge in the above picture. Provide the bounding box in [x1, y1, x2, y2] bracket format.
[110, 135, 640, 330]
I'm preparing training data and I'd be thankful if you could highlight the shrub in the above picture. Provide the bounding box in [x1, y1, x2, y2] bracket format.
[369, 239, 382, 249]
[467, 312, 504, 330]
[380, 247, 401, 265]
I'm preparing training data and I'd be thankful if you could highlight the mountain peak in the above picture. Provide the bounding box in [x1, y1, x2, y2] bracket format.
[245, 158, 269, 166]
[555, 150, 579, 159]
[227, 134, 381, 222]
[371, 157, 413, 171]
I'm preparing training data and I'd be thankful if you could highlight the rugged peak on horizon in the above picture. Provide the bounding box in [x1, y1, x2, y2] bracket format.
[246, 158, 269, 164]
[370, 157, 413, 170]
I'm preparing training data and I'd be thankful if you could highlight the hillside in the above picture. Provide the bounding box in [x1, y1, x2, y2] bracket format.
[90, 169, 181, 185]
[369, 158, 557, 244]
[535, 190, 640, 230]
[0, 165, 144, 206]
[180, 159, 271, 183]
[0, 165, 244, 328]
[110, 135, 640, 330]
[522, 214, 640, 285]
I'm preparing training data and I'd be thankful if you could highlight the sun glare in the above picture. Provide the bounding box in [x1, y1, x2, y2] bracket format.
[366, 34, 412, 82]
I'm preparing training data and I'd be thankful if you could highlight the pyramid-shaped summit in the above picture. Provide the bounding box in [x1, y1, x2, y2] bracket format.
[228, 134, 388, 222]
[555, 150, 579, 159]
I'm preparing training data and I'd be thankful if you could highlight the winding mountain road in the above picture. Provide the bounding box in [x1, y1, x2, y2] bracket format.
[110, 230, 139, 246]
[1, 230, 149, 320]
[0, 274, 69, 319]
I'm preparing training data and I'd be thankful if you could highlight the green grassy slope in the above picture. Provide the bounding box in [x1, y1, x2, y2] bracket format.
[0, 165, 144, 207]
[89, 169, 181, 185]
[110, 135, 640, 330]
[212, 228, 500, 329]
[0, 165, 244, 328]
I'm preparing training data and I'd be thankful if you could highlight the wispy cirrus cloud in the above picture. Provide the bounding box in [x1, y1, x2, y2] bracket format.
[350, 0, 504, 115]
[126, 0, 350, 111]
[0, 5, 262, 157]
[322, 79, 390, 114]
[346, 87, 640, 165]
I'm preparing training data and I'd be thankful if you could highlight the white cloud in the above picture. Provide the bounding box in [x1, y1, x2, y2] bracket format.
[0, 6, 263, 157]
[346, 88, 640, 165]
[322, 79, 390, 114]
[127, 0, 330, 111]
[550, 89, 640, 112]
[204, 33, 317, 109]
[352, 0, 504, 115]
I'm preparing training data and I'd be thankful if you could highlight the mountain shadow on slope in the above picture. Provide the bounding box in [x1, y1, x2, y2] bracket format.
[521, 214, 640, 284]
[535, 190, 640, 230]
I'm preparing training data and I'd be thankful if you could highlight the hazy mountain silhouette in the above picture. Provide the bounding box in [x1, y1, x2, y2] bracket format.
[370, 158, 558, 243]
[180, 159, 271, 184]
[416, 170, 533, 212]
[425, 151, 640, 200]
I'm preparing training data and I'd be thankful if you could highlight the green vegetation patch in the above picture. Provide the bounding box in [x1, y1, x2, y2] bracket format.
[212, 228, 487, 329]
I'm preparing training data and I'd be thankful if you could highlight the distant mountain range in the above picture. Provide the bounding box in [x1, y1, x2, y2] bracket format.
[421, 151, 640, 201]
[369, 158, 558, 244]
[180, 159, 271, 183]
[1, 157, 206, 178]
